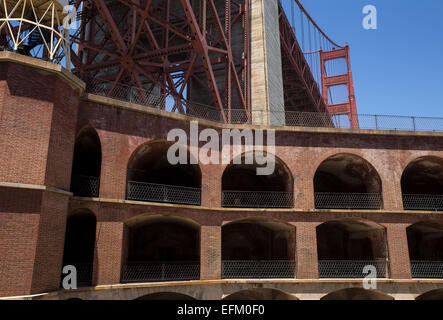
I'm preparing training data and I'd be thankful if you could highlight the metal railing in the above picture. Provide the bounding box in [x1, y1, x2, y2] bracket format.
[86, 79, 443, 132]
[318, 260, 388, 278]
[60, 263, 93, 287]
[70, 175, 100, 197]
[222, 260, 296, 279]
[127, 181, 201, 206]
[285, 111, 443, 132]
[411, 261, 443, 278]
[222, 190, 294, 208]
[402, 194, 443, 211]
[86, 78, 250, 124]
[121, 262, 200, 283]
[314, 192, 383, 209]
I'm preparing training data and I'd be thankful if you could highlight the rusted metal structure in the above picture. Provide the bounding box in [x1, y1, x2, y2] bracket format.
[68, 0, 250, 123]
[0, 0, 358, 125]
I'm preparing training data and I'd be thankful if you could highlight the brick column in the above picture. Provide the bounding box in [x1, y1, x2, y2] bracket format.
[200, 225, 222, 280]
[294, 222, 319, 279]
[381, 177, 404, 211]
[31, 191, 70, 294]
[383, 223, 412, 279]
[94, 222, 125, 285]
[201, 164, 223, 208]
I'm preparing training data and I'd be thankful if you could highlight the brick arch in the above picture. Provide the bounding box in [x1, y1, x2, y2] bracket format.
[321, 287, 394, 300]
[135, 292, 197, 300]
[416, 288, 443, 300]
[307, 151, 382, 180]
[70, 126, 102, 197]
[313, 152, 382, 193]
[316, 219, 388, 278]
[121, 214, 201, 284]
[125, 139, 202, 205]
[401, 156, 443, 194]
[223, 288, 298, 300]
[62, 208, 97, 287]
[399, 153, 443, 174]
[407, 221, 443, 264]
[222, 216, 296, 275]
[312, 152, 384, 209]
[221, 151, 294, 208]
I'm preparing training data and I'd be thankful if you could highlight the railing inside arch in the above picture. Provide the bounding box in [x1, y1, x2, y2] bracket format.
[318, 260, 388, 278]
[127, 181, 201, 206]
[222, 191, 294, 208]
[121, 262, 200, 283]
[70, 175, 100, 198]
[402, 194, 443, 211]
[222, 260, 297, 279]
[314, 192, 384, 210]
[410, 261, 443, 278]
[60, 263, 93, 287]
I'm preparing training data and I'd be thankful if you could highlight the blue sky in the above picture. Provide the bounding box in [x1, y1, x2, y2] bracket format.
[283, 0, 443, 117]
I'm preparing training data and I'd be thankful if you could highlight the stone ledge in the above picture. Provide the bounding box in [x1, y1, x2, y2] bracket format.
[0, 181, 73, 197]
[0, 52, 85, 93]
[70, 196, 443, 216]
[3, 278, 443, 300]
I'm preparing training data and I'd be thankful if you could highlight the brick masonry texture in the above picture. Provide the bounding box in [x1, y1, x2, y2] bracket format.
[0, 58, 443, 297]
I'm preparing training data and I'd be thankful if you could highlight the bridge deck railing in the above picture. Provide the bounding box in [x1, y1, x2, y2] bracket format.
[86, 79, 443, 132]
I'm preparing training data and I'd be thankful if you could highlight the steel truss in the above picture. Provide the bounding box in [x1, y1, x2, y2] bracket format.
[69, 0, 250, 123]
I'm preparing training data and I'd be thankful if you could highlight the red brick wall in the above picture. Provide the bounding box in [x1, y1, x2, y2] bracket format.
[30, 191, 69, 294]
[200, 225, 222, 280]
[0, 60, 79, 296]
[383, 223, 412, 279]
[44, 78, 80, 190]
[95, 222, 125, 285]
[0, 187, 41, 297]
[1, 58, 443, 296]
[293, 222, 320, 279]
[0, 62, 54, 185]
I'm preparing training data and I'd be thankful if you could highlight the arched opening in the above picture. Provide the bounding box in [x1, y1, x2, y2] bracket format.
[317, 220, 388, 278]
[314, 154, 383, 209]
[416, 289, 443, 300]
[122, 216, 200, 283]
[401, 156, 443, 211]
[407, 221, 443, 278]
[223, 288, 298, 300]
[221, 152, 294, 208]
[222, 217, 296, 279]
[136, 292, 196, 300]
[61, 209, 96, 287]
[126, 140, 201, 205]
[321, 288, 394, 300]
[70, 127, 102, 197]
